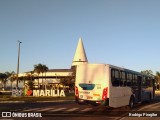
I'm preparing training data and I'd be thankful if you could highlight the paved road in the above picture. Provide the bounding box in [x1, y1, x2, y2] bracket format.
[120, 92, 160, 120]
[1, 101, 160, 120]
[0, 102, 130, 120]
[120, 102, 160, 120]
[0, 92, 160, 120]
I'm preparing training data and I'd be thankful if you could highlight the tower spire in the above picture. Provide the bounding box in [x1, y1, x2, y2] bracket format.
[72, 37, 88, 67]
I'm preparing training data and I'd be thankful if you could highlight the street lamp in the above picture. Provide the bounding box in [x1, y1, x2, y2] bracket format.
[16, 40, 22, 89]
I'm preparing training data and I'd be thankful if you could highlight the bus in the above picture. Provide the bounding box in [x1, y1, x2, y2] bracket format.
[75, 63, 155, 108]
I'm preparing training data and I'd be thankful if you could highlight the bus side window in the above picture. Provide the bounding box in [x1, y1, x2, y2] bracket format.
[142, 77, 147, 86]
[145, 77, 152, 87]
[148, 78, 153, 87]
[127, 73, 132, 86]
[121, 71, 126, 86]
[119, 71, 122, 86]
[111, 69, 120, 86]
[132, 74, 138, 87]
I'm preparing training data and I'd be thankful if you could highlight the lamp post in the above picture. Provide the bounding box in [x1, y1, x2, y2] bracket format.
[16, 40, 22, 89]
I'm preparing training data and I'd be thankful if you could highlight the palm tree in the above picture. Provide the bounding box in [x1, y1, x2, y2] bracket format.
[4, 72, 13, 90]
[9, 71, 16, 90]
[34, 64, 48, 89]
[34, 64, 43, 89]
[24, 71, 34, 89]
[42, 65, 48, 89]
[0, 72, 14, 90]
[24, 71, 35, 90]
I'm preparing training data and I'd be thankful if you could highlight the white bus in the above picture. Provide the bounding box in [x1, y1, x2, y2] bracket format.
[75, 64, 155, 108]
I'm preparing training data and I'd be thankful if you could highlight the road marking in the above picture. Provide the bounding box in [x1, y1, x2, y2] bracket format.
[81, 108, 92, 112]
[36, 107, 55, 112]
[62, 108, 79, 113]
[65, 108, 79, 112]
[23, 107, 41, 112]
[50, 108, 66, 112]
[78, 108, 93, 113]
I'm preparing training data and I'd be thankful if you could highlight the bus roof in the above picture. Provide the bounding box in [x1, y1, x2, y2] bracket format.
[108, 64, 154, 78]
[80, 63, 154, 78]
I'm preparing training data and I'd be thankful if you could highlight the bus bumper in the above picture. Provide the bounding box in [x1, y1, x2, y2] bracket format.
[75, 97, 109, 106]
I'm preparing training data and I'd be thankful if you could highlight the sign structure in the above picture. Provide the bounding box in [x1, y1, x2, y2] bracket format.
[12, 85, 69, 97]
[12, 89, 66, 97]
[32, 89, 65, 97]
[12, 89, 23, 97]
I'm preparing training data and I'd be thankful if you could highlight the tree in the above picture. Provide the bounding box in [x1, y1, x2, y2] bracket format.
[27, 80, 34, 90]
[0, 73, 7, 90]
[34, 64, 43, 89]
[71, 66, 76, 81]
[141, 70, 153, 76]
[9, 71, 16, 90]
[155, 72, 160, 90]
[34, 64, 48, 89]
[41, 65, 48, 90]
[0, 72, 16, 90]
[60, 67, 76, 92]
[24, 71, 34, 89]
[4, 72, 13, 89]
[70, 66, 76, 90]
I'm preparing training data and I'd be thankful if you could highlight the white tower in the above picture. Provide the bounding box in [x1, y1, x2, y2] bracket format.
[72, 37, 88, 67]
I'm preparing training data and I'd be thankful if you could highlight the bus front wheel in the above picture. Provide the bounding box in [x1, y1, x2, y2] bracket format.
[129, 96, 135, 109]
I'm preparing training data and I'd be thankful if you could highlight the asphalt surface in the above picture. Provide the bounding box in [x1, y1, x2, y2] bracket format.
[0, 91, 160, 120]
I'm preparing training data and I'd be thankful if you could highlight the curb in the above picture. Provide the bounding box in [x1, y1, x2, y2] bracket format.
[36, 100, 75, 103]
[0, 100, 75, 103]
[137, 102, 160, 111]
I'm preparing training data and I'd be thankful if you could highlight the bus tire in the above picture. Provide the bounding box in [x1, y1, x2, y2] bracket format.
[91, 103, 99, 106]
[102, 98, 109, 106]
[77, 99, 86, 105]
[129, 96, 135, 109]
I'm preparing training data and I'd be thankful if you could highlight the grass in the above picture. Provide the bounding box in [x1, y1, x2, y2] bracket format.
[0, 107, 11, 112]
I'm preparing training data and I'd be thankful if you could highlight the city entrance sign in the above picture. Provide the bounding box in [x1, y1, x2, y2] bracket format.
[33, 89, 65, 97]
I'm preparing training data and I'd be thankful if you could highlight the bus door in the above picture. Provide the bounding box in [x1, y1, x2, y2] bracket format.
[137, 76, 142, 102]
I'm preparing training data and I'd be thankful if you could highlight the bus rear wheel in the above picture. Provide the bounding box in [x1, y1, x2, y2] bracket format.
[129, 96, 135, 109]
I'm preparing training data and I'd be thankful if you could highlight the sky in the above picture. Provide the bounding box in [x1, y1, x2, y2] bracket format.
[0, 0, 160, 74]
